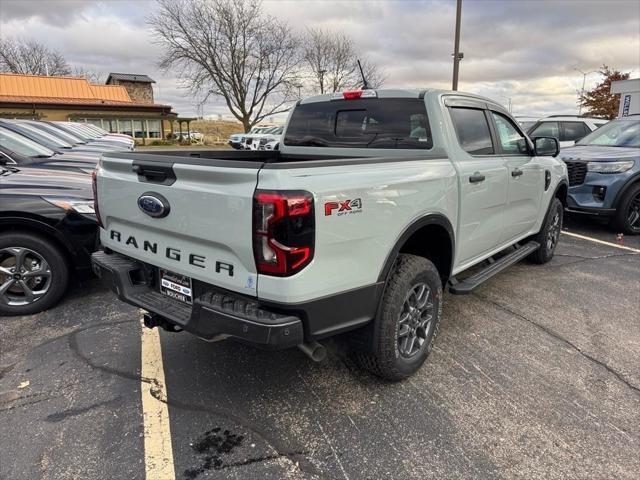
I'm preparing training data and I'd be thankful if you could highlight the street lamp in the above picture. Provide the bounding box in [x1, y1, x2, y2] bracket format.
[452, 0, 463, 90]
[318, 69, 327, 95]
[498, 96, 512, 113]
[574, 67, 598, 115]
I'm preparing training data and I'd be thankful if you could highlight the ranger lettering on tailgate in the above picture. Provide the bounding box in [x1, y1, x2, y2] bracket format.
[109, 229, 234, 276]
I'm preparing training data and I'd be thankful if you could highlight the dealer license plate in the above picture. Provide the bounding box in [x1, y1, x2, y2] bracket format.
[159, 269, 193, 304]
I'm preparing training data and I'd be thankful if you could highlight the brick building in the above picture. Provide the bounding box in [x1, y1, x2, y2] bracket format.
[106, 73, 156, 104]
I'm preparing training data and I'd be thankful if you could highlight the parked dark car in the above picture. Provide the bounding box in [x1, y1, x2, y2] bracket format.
[0, 164, 98, 315]
[0, 126, 97, 174]
[561, 115, 640, 234]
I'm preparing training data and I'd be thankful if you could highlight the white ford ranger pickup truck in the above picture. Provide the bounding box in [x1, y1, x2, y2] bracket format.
[91, 89, 568, 380]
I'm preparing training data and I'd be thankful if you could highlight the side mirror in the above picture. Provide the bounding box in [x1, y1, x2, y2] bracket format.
[533, 136, 560, 157]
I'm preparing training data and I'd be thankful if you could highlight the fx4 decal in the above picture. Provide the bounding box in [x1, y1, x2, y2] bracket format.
[324, 198, 363, 216]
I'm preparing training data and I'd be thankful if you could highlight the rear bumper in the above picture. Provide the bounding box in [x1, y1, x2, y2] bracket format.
[91, 250, 304, 349]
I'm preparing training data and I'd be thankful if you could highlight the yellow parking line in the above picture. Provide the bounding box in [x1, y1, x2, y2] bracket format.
[561, 231, 640, 254]
[140, 316, 176, 480]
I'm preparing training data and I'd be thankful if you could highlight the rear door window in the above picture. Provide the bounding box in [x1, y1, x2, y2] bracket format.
[529, 121, 560, 139]
[449, 107, 494, 155]
[284, 98, 432, 149]
[561, 122, 590, 142]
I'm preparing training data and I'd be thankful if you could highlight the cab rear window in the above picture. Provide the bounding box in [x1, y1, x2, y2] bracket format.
[284, 98, 432, 149]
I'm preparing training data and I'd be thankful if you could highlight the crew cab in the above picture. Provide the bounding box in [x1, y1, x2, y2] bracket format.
[91, 89, 568, 380]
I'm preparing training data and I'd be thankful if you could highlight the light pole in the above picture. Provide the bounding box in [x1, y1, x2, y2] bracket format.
[574, 67, 598, 115]
[452, 0, 463, 90]
[318, 69, 327, 95]
[498, 96, 512, 113]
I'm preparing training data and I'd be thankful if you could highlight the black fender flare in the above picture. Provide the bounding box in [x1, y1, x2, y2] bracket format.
[350, 213, 455, 354]
[553, 179, 568, 199]
[377, 213, 455, 284]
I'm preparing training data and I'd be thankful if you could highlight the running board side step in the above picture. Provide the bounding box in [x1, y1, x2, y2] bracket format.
[448, 241, 540, 295]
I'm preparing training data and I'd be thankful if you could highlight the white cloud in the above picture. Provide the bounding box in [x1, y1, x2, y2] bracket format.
[1, 0, 639, 118]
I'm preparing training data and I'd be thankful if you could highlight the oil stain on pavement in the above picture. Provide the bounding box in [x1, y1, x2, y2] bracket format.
[184, 427, 244, 479]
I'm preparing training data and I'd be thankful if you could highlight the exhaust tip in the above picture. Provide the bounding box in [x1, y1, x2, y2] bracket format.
[298, 341, 327, 362]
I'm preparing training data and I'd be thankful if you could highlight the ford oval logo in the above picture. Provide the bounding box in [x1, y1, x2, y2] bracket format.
[138, 193, 170, 218]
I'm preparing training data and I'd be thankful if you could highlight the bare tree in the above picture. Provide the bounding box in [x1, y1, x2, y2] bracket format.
[149, 0, 301, 132]
[0, 37, 71, 76]
[72, 67, 106, 84]
[302, 28, 384, 94]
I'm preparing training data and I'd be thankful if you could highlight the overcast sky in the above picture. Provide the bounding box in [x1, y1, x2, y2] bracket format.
[1, 0, 639, 120]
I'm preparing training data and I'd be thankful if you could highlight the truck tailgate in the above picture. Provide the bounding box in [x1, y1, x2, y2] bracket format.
[97, 154, 262, 295]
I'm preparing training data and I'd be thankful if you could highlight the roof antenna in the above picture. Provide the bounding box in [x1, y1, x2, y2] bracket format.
[357, 59, 370, 90]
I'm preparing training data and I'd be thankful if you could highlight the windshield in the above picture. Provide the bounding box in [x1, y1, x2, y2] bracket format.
[0, 126, 55, 157]
[576, 117, 640, 147]
[284, 97, 432, 149]
[54, 122, 95, 140]
[23, 121, 84, 144]
[8, 121, 73, 148]
[250, 127, 271, 134]
[80, 123, 106, 136]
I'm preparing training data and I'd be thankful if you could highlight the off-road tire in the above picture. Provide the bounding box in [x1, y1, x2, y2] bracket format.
[611, 183, 640, 235]
[354, 254, 443, 381]
[529, 197, 563, 264]
[0, 232, 69, 316]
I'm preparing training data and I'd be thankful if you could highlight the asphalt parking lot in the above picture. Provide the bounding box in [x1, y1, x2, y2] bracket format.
[1, 217, 638, 480]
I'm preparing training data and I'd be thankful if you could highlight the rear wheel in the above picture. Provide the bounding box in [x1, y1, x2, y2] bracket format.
[354, 254, 443, 381]
[611, 184, 640, 235]
[0, 232, 69, 316]
[529, 197, 563, 264]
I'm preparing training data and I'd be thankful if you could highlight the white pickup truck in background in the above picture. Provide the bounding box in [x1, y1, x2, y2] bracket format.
[92, 88, 568, 380]
[243, 125, 283, 150]
[228, 124, 280, 150]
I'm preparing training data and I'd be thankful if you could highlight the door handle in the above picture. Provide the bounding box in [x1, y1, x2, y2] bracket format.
[469, 172, 486, 183]
[511, 169, 523, 178]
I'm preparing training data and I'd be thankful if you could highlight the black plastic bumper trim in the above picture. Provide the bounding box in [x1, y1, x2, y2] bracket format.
[565, 206, 616, 216]
[91, 251, 304, 349]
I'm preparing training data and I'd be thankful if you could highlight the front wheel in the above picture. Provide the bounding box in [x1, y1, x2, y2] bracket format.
[354, 254, 443, 381]
[529, 197, 563, 264]
[611, 183, 640, 235]
[0, 232, 69, 316]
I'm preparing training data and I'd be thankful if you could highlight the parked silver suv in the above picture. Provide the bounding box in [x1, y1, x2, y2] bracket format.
[527, 115, 608, 148]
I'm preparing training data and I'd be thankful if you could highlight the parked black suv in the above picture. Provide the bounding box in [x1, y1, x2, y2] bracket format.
[0, 164, 98, 315]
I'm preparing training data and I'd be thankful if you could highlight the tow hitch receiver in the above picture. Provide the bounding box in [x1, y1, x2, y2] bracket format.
[142, 311, 183, 333]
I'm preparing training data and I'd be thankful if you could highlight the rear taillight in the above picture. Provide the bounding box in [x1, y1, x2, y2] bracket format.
[91, 169, 103, 227]
[253, 190, 315, 276]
